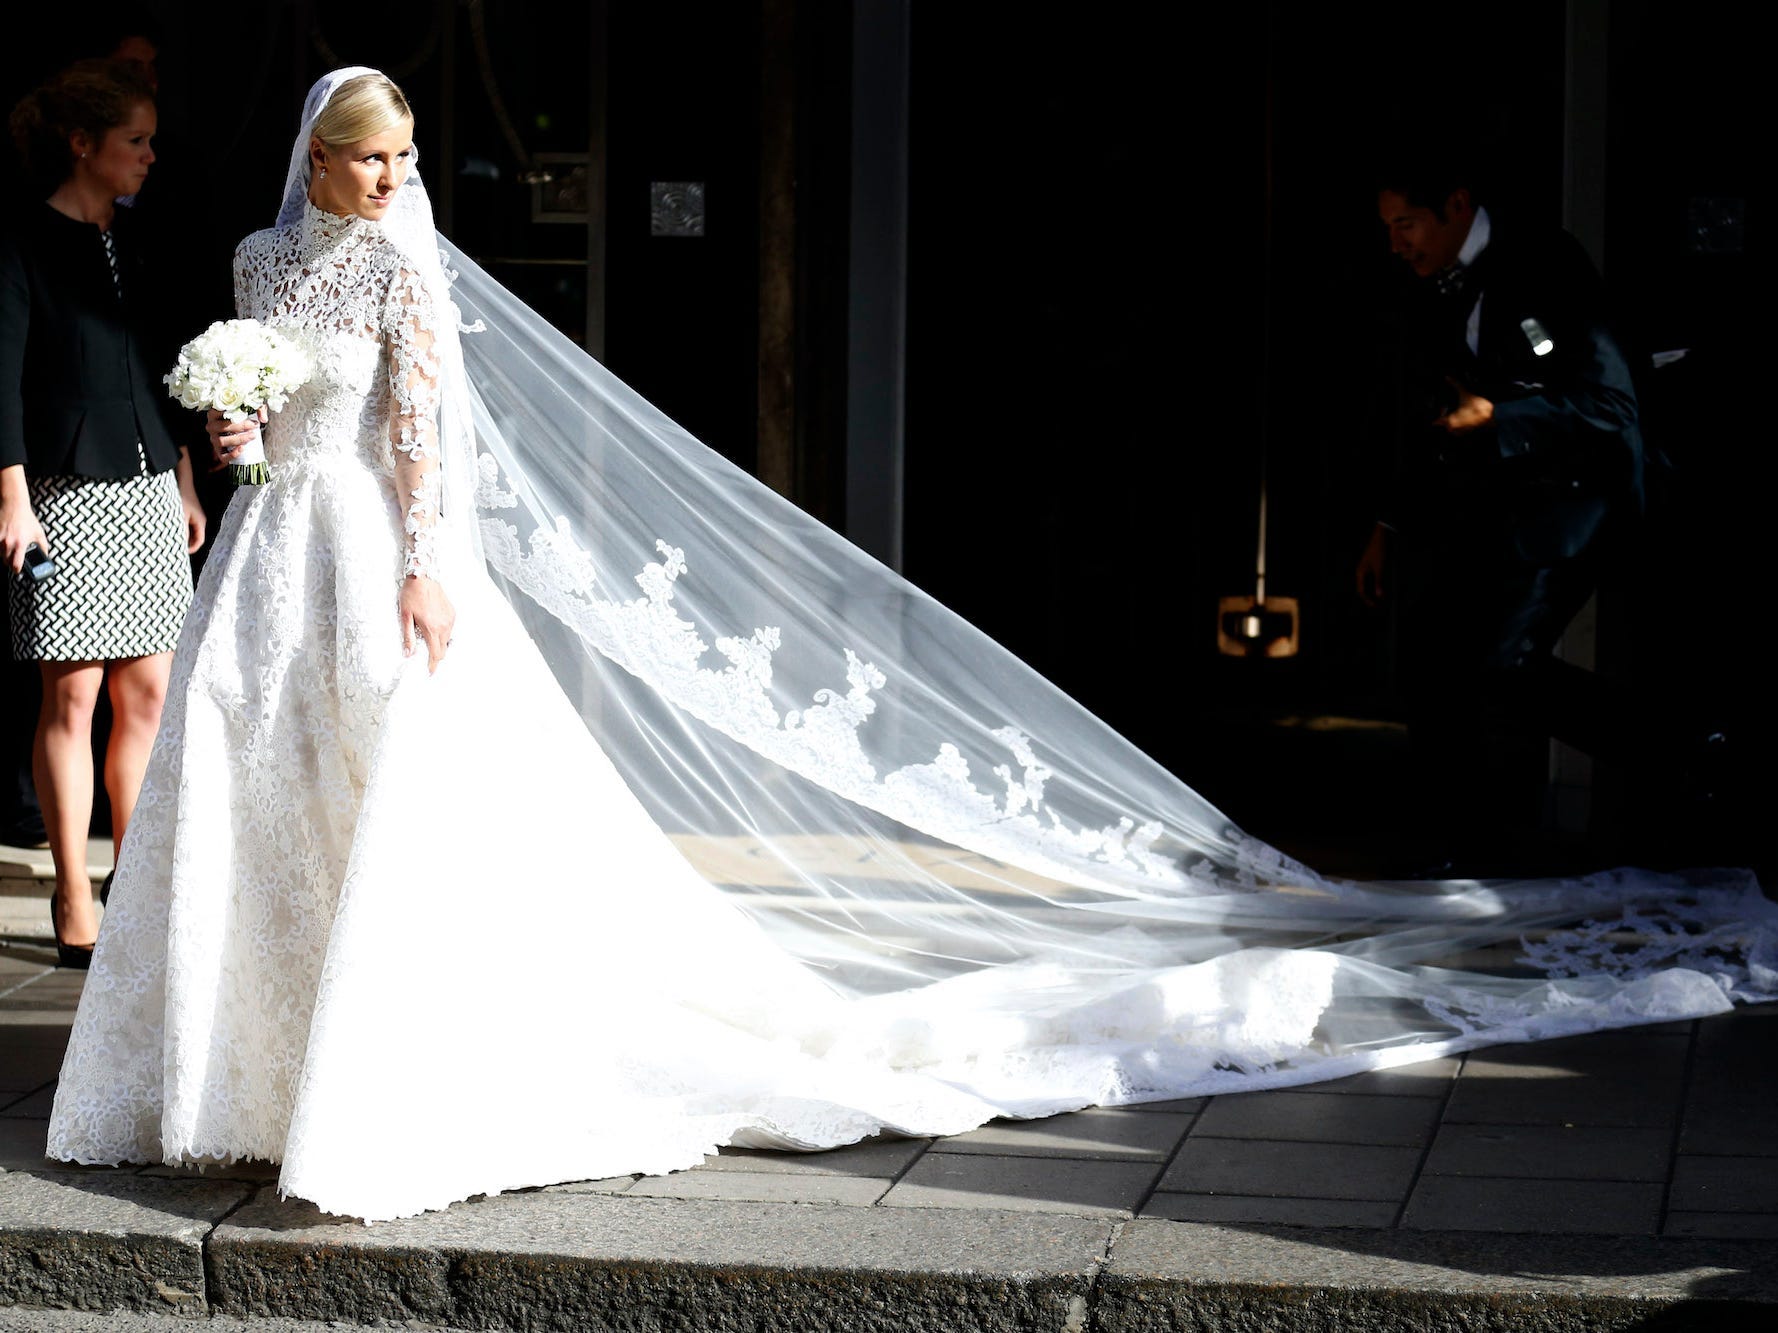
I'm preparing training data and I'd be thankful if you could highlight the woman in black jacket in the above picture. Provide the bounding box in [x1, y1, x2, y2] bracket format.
[0, 60, 203, 967]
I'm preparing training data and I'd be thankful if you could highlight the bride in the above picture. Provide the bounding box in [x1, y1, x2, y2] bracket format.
[45, 68, 1777, 1222]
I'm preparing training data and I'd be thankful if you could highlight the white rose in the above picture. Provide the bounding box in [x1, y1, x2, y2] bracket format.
[214, 378, 247, 412]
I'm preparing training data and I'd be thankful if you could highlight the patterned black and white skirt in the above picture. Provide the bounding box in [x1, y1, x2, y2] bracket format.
[7, 469, 192, 662]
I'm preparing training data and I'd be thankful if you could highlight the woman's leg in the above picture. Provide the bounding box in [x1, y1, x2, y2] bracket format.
[104, 651, 173, 849]
[36, 660, 104, 946]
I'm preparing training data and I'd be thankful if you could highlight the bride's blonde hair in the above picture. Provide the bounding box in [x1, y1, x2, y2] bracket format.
[311, 72, 411, 148]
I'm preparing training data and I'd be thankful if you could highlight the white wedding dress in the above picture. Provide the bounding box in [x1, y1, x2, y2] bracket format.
[47, 70, 1778, 1223]
[48, 201, 1059, 1220]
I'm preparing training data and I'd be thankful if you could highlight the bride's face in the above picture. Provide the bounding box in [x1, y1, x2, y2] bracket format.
[310, 117, 415, 221]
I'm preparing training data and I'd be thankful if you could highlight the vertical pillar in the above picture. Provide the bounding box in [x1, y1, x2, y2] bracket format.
[844, 0, 910, 570]
[586, 0, 611, 360]
[1550, 0, 1610, 834]
[757, 0, 798, 498]
[1563, 0, 1609, 269]
[437, 0, 455, 234]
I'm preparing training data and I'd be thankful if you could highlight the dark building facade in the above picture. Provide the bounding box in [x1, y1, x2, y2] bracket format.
[6, 0, 1763, 870]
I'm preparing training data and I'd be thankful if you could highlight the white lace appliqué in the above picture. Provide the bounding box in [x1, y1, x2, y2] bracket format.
[476, 472, 1179, 890]
[231, 204, 443, 579]
[1520, 884, 1778, 1004]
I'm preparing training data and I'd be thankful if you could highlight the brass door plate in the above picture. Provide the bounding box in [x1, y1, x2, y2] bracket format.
[1216, 595, 1300, 658]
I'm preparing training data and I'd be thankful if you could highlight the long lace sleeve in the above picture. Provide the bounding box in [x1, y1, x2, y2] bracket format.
[231, 241, 248, 318]
[382, 266, 443, 579]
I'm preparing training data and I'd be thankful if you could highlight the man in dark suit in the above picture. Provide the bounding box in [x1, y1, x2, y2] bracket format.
[1356, 159, 1655, 867]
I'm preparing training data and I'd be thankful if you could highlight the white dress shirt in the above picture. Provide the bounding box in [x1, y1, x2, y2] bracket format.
[1456, 206, 1492, 356]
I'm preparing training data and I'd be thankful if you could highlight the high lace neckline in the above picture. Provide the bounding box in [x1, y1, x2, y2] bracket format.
[295, 198, 379, 260]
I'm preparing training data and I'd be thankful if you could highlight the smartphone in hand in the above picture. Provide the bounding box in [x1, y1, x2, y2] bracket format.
[21, 542, 56, 583]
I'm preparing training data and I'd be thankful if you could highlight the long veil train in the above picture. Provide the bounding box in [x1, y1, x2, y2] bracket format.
[444, 243, 1773, 1099]
[333, 69, 1778, 1112]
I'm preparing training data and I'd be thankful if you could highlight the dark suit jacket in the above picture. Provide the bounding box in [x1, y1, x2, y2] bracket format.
[0, 202, 186, 479]
[1393, 225, 1644, 569]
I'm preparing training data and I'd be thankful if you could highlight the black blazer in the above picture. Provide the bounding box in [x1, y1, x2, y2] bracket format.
[1394, 225, 1645, 568]
[0, 202, 186, 479]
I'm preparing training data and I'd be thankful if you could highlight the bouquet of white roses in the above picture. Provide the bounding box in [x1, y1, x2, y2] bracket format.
[164, 320, 312, 485]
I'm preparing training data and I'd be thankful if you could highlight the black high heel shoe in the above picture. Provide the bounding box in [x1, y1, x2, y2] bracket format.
[50, 895, 95, 971]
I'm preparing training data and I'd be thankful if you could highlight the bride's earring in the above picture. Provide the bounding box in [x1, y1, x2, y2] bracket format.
[319, 166, 328, 179]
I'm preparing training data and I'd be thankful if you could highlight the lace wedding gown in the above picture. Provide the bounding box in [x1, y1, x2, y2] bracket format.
[45, 203, 1016, 1219]
[47, 187, 1778, 1222]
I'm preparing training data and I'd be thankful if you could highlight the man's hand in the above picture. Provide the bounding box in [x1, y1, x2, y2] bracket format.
[1356, 522, 1391, 608]
[1434, 377, 1495, 435]
[400, 575, 456, 674]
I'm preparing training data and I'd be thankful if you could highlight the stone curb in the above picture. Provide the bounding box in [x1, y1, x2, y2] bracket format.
[1096, 1219, 1778, 1332]
[4, 1176, 1778, 1330]
[0, 1173, 250, 1317]
[206, 1191, 1112, 1332]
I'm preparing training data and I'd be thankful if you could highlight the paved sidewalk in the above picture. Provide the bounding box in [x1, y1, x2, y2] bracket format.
[4, 832, 1777, 1331]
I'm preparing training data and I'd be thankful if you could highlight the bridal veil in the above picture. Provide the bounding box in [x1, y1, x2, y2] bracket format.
[284, 69, 1776, 1109]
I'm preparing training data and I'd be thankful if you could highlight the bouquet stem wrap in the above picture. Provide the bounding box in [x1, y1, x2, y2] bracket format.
[227, 416, 270, 486]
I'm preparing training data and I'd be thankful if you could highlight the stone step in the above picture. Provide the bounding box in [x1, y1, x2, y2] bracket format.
[0, 842, 112, 942]
[0, 841, 112, 890]
[2, 1179, 1774, 1331]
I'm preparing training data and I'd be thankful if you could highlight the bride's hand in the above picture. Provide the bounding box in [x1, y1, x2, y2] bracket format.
[400, 575, 456, 673]
[207, 406, 266, 470]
